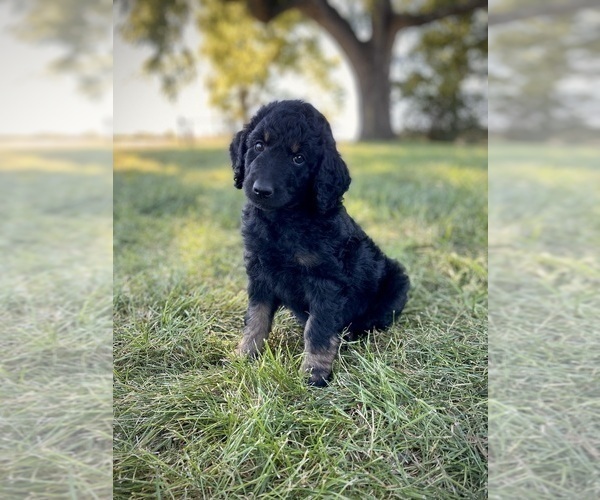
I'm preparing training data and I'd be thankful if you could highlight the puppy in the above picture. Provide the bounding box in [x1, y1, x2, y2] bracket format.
[229, 100, 409, 386]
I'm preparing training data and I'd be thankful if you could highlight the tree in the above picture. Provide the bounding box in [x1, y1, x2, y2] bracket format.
[197, 0, 341, 124]
[118, 0, 196, 99]
[242, 0, 488, 139]
[118, 0, 487, 140]
[395, 10, 487, 141]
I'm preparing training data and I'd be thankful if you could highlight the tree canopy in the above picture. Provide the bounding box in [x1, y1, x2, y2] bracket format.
[197, 0, 341, 124]
[395, 9, 487, 141]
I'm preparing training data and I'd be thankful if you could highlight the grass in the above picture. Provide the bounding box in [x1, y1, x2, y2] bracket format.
[0, 147, 113, 498]
[113, 141, 488, 498]
[488, 143, 600, 498]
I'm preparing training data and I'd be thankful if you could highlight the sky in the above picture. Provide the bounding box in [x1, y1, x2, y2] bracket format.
[0, 3, 112, 136]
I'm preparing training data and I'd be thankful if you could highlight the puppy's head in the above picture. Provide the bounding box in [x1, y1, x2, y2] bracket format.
[229, 100, 350, 213]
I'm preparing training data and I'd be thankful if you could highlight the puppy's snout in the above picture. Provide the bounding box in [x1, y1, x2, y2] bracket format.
[252, 181, 274, 198]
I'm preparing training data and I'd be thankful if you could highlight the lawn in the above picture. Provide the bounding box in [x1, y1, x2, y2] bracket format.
[113, 141, 488, 498]
[488, 143, 600, 498]
[0, 147, 113, 498]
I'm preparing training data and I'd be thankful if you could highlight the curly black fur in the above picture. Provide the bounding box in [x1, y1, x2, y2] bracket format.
[230, 100, 410, 386]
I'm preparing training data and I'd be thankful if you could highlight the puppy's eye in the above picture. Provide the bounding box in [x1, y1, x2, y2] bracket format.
[292, 154, 305, 165]
[254, 141, 265, 152]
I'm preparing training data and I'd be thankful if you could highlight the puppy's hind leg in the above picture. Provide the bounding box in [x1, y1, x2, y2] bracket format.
[363, 259, 410, 332]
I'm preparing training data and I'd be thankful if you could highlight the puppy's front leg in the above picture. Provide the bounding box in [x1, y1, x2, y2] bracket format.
[236, 298, 277, 358]
[302, 315, 341, 387]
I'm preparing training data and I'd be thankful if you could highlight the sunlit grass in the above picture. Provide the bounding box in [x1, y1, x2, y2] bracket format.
[0, 151, 108, 175]
[0, 149, 112, 498]
[114, 153, 182, 175]
[113, 141, 487, 498]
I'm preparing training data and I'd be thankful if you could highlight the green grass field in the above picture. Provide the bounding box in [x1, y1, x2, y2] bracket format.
[113, 141, 488, 498]
[488, 143, 600, 498]
[3, 141, 595, 498]
[0, 147, 113, 498]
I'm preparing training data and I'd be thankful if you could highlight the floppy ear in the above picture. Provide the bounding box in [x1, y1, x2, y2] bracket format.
[314, 145, 351, 214]
[229, 101, 279, 189]
[229, 130, 246, 189]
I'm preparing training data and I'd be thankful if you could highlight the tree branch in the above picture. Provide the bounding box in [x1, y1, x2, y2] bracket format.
[391, 0, 487, 32]
[372, 0, 395, 49]
[243, 0, 367, 68]
[244, 0, 298, 22]
[489, 0, 598, 26]
[298, 0, 367, 54]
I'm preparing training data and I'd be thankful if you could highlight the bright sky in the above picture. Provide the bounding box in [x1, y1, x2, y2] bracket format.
[0, 3, 112, 136]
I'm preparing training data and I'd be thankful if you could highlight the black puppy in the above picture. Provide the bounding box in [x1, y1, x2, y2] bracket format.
[230, 100, 409, 386]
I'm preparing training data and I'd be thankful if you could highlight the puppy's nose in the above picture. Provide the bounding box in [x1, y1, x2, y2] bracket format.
[252, 181, 274, 198]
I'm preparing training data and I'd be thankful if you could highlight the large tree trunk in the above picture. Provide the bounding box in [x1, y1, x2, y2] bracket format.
[355, 51, 395, 140]
[355, 4, 396, 141]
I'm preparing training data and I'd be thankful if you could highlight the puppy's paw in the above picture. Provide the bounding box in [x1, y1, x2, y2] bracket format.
[302, 353, 335, 387]
[234, 341, 260, 359]
[307, 372, 332, 387]
[303, 365, 333, 387]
